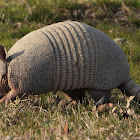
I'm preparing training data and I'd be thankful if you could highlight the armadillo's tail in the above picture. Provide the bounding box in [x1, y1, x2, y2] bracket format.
[118, 76, 140, 102]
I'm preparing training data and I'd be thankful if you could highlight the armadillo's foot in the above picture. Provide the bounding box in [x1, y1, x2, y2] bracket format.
[87, 89, 111, 105]
[0, 89, 19, 104]
[63, 88, 86, 103]
[118, 76, 140, 102]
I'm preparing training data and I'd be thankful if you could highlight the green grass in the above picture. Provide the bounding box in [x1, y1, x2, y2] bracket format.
[0, 0, 140, 139]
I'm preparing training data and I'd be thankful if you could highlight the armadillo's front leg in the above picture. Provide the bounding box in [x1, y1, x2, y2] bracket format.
[0, 89, 19, 104]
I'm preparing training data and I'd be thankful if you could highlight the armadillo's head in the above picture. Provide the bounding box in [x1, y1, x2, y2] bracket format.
[0, 45, 10, 97]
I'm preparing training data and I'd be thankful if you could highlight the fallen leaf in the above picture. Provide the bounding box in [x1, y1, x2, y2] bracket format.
[126, 96, 135, 108]
[112, 107, 116, 113]
[121, 3, 131, 16]
[96, 103, 114, 112]
[64, 124, 69, 133]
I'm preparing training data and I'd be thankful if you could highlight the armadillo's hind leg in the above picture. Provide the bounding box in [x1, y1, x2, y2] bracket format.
[0, 89, 19, 104]
[118, 76, 140, 102]
[87, 89, 111, 104]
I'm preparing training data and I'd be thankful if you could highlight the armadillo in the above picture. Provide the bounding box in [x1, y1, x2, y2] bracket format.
[0, 21, 139, 103]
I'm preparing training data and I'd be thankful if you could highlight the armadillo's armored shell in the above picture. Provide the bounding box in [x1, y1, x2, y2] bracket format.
[7, 21, 129, 94]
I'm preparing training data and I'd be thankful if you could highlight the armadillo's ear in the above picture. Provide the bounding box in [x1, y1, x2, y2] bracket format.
[0, 45, 7, 62]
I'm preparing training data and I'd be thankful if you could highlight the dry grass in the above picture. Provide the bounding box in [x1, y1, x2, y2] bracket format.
[0, 93, 139, 139]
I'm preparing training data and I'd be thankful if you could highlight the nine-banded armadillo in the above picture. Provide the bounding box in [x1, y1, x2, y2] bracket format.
[0, 21, 139, 103]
